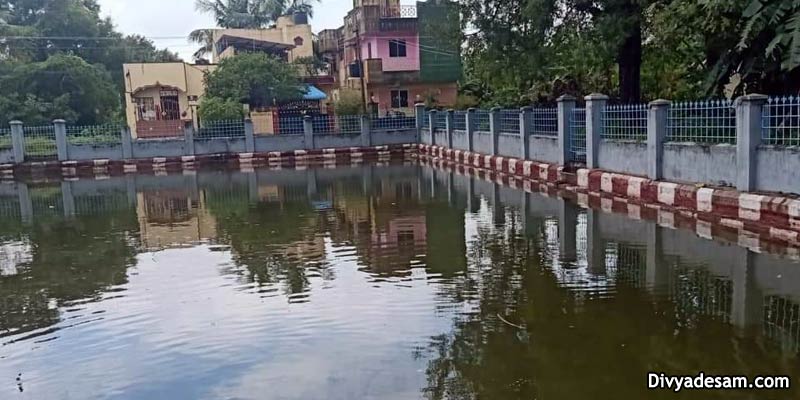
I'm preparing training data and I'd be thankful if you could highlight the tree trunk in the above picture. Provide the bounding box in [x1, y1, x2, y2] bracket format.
[617, 13, 642, 103]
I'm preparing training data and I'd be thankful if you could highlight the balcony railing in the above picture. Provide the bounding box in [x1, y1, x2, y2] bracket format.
[381, 5, 417, 18]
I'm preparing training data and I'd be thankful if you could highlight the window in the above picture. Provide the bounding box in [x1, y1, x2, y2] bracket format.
[391, 90, 409, 108]
[134, 97, 156, 121]
[294, 36, 304, 46]
[389, 39, 407, 58]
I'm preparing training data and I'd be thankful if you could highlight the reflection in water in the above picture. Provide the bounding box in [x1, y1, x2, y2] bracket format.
[0, 164, 798, 399]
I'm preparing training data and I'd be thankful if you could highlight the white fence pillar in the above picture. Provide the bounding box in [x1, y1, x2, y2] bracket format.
[519, 107, 532, 159]
[183, 120, 196, 156]
[303, 115, 315, 150]
[10, 121, 25, 164]
[53, 119, 68, 161]
[735, 94, 768, 192]
[360, 115, 372, 147]
[557, 95, 576, 166]
[465, 108, 476, 152]
[647, 100, 670, 180]
[244, 118, 256, 153]
[428, 110, 438, 147]
[445, 109, 455, 148]
[489, 107, 501, 156]
[121, 125, 133, 159]
[585, 93, 608, 169]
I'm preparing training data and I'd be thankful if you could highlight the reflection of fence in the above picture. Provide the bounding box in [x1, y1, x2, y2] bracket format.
[763, 295, 800, 353]
[762, 96, 800, 146]
[612, 243, 647, 288]
[670, 265, 733, 324]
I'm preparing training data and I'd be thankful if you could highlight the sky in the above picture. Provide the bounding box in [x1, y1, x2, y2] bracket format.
[96, 0, 412, 61]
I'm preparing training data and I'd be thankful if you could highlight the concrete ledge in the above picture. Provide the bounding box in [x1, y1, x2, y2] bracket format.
[418, 143, 800, 250]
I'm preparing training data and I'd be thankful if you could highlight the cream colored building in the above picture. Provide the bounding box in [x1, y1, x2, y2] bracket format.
[123, 14, 315, 139]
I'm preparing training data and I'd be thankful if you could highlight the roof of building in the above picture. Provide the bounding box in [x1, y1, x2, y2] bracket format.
[216, 34, 296, 53]
[303, 85, 327, 101]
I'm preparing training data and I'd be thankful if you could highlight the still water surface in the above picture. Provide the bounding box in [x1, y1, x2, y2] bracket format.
[0, 164, 799, 399]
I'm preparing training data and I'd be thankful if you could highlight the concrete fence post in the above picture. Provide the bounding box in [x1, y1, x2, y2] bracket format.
[303, 115, 315, 150]
[428, 110, 438, 147]
[414, 103, 426, 143]
[183, 120, 196, 156]
[557, 95, 576, 166]
[585, 93, 608, 169]
[120, 125, 133, 159]
[360, 115, 372, 147]
[465, 108, 476, 152]
[244, 118, 256, 153]
[735, 94, 768, 192]
[489, 107, 501, 156]
[53, 119, 68, 161]
[10, 121, 25, 164]
[647, 99, 670, 180]
[519, 106, 532, 159]
[445, 109, 455, 148]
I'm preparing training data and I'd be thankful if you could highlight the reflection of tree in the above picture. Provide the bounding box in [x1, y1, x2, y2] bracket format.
[204, 184, 325, 297]
[0, 207, 138, 340]
[420, 213, 800, 400]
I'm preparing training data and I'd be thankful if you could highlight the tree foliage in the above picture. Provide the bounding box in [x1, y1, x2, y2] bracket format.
[198, 96, 246, 121]
[461, 0, 800, 106]
[0, 0, 178, 124]
[204, 52, 303, 107]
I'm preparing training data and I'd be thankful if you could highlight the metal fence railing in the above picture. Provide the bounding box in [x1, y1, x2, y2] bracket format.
[0, 128, 11, 150]
[668, 100, 736, 144]
[66, 124, 123, 145]
[474, 110, 491, 132]
[433, 112, 448, 132]
[530, 107, 558, 136]
[314, 115, 361, 134]
[500, 109, 520, 134]
[372, 116, 415, 131]
[277, 117, 305, 135]
[421, 110, 430, 130]
[23, 125, 57, 159]
[762, 96, 800, 146]
[197, 120, 245, 139]
[603, 104, 648, 141]
[570, 108, 587, 163]
[453, 111, 467, 131]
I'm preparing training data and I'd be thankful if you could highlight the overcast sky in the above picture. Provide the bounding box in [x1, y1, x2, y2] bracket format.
[96, 0, 412, 61]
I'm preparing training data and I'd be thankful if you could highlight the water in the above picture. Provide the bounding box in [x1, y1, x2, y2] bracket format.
[0, 163, 798, 399]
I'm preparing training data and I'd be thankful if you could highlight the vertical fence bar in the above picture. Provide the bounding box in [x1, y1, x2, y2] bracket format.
[520, 107, 532, 159]
[557, 95, 576, 166]
[445, 109, 454, 148]
[585, 93, 608, 169]
[489, 107, 501, 156]
[648, 100, 670, 180]
[53, 119, 68, 161]
[303, 115, 315, 150]
[466, 108, 476, 152]
[244, 118, 256, 153]
[10, 121, 24, 164]
[736, 94, 768, 192]
[183, 121, 196, 156]
[428, 110, 438, 147]
[121, 125, 133, 159]
[360, 115, 372, 147]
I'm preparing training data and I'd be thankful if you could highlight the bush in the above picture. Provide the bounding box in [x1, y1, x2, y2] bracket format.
[334, 90, 364, 115]
[198, 97, 245, 122]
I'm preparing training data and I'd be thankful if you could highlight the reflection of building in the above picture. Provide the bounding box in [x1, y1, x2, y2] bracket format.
[0, 241, 31, 276]
[318, 0, 462, 115]
[136, 190, 217, 249]
[122, 14, 317, 138]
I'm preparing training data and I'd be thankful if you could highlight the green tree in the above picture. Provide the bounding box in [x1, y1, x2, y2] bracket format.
[203, 52, 303, 107]
[0, 54, 119, 124]
[198, 96, 246, 121]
